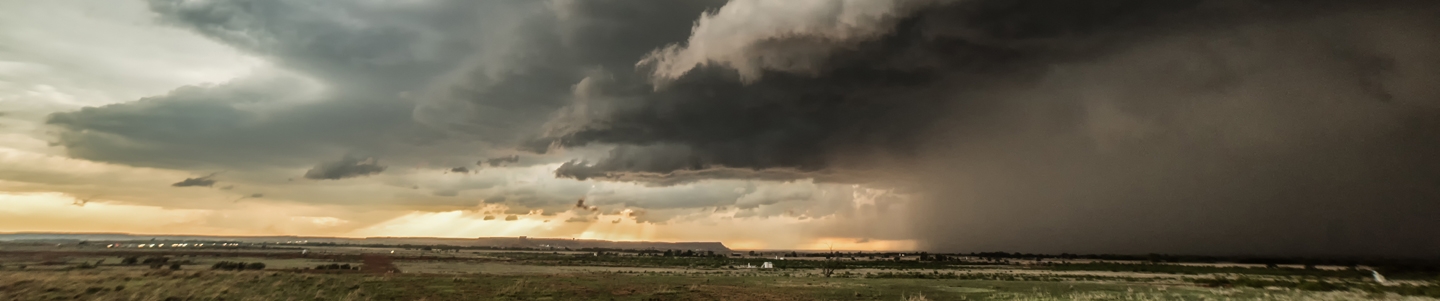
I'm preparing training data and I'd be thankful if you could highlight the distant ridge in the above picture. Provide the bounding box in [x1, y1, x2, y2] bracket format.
[0, 232, 730, 252]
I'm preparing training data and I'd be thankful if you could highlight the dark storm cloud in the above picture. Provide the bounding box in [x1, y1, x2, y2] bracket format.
[171, 173, 219, 187]
[537, 0, 1203, 178]
[145, 0, 490, 92]
[46, 0, 727, 175]
[412, 0, 727, 144]
[33, 0, 1440, 256]
[303, 155, 387, 180]
[528, 0, 1440, 256]
[45, 75, 331, 168]
[448, 167, 470, 174]
[42, 0, 517, 169]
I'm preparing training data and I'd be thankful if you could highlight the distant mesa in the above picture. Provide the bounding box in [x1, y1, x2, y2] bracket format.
[0, 233, 731, 253]
[472, 236, 729, 252]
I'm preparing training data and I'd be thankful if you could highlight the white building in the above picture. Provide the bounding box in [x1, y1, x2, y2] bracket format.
[760, 262, 774, 269]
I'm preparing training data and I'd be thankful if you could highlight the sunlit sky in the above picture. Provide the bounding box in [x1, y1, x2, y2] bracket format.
[0, 0, 914, 251]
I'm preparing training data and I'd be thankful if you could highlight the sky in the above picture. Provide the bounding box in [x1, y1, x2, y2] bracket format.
[1, 0, 1437, 256]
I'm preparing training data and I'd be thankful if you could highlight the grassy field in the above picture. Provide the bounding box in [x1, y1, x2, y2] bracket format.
[1, 245, 1438, 300]
[6, 269, 1436, 301]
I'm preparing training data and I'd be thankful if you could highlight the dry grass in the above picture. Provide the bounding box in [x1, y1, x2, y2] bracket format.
[902, 292, 930, 301]
[978, 290, 1440, 301]
[0, 270, 369, 301]
[492, 278, 529, 297]
[2, 264, 1436, 301]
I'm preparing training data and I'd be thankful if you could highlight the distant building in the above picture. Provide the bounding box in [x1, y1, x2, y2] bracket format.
[760, 262, 774, 269]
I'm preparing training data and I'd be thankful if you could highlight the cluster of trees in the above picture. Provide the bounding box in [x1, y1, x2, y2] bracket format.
[211, 261, 266, 271]
[315, 263, 358, 270]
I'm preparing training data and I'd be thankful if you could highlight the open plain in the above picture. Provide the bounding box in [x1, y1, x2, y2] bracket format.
[1, 239, 1437, 301]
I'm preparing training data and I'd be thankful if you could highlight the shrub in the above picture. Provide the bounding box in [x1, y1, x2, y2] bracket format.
[212, 261, 236, 270]
[212, 261, 263, 271]
[169, 264, 182, 270]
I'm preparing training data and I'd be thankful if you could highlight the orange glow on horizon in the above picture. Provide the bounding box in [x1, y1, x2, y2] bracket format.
[0, 192, 918, 251]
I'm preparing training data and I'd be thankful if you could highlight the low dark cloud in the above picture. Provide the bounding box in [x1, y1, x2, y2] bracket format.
[449, 167, 470, 174]
[303, 155, 387, 180]
[554, 155, 834, 186]
[574, 198, 599, 211]
[170, 173, 218, 187]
